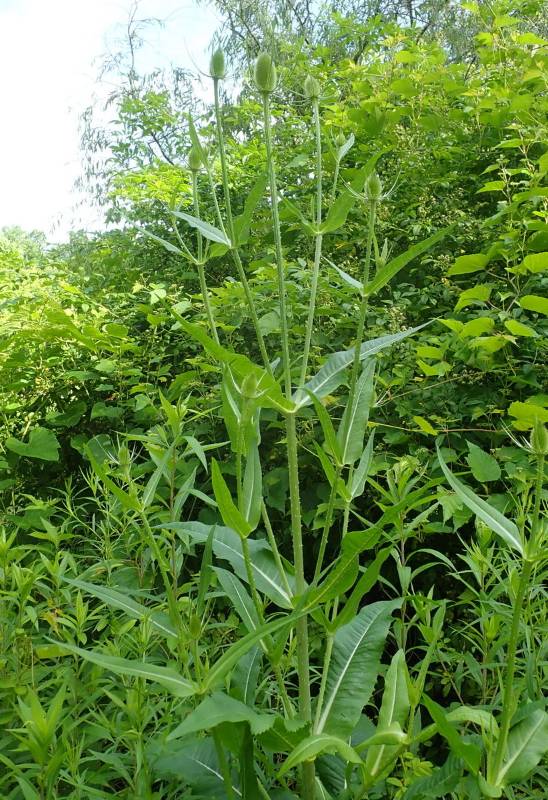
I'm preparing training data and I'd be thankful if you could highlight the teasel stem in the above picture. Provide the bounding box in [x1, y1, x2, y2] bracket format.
[212, 78, 272, 375]
[191, 170, 219, 344]
[299, 96, 323, 387]
[489, 452, 544, 784]
[314, 201, 378, 732]
[261, 89, 314, 799]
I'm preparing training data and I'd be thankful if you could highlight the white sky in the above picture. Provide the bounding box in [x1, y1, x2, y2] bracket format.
[0, 0, 221, 241]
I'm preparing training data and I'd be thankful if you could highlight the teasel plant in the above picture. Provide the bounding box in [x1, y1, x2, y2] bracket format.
[53, 48, 547, 800]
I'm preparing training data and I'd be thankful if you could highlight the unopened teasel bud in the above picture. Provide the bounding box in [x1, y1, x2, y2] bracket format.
[188, 146, 202, 172]
[210, 48, 226, 80]
[531, 419, 548, 456]
[303, 75, 321, 101]
[254, 52, 277, 94]
[366, 171, 383, 201]
[335, 132, 346, 147]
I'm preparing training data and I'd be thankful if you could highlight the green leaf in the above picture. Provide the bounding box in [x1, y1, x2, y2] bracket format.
[306, 391, 343, 465]
[5, 427, 60, 462]
[62, 577, 177, 639]
[477, 180, 505, 193]
[504, 319, 537, 337]
[321, 152, 388, 234]
[169, 312, 294, 415]
[240, 723, 260, 798]
[278, 734, 362, 777]
[214, 567, 260, 634]
[448, 253, 489, 275]
[204, 606, 311, 692]
[315, 599, 401, 737]
[519, 294, 548, 315]
[364, 650, 410, 778]
[141, 229, 184, 255]
[436, 444, 522, 554]
[454, 284, 492, 311]
[242, 440, 262, 531]
[337, 360, 375, 464]
[515, 251, 548, 274]
[422, 695, 481, 772]
[460, 317, 495, 337]
[53, 641, 195, 697]
[295, 325, 426, 408]
[171, 211, 231, 246]
[366, 226, 453, 296]
[334, 547, 391, 630]
[466, 441, 501, 482]
[233, 172, 268, 245]
[349, 430, 376, 500]
[168, 692, 274, 740]
[496, 707, 548, 786]
[176, 522, 294, 608]
[211, 460, 252, 538]
[413, 416, 438, 436]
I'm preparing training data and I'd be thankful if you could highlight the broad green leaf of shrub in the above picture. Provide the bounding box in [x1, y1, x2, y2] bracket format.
[466, 442, 501, 482]
[508, 399, 548, 430]
[519, 294, 548, 315]
[5, 427, 60, 462]
[448, 253, 489, 275]
[454, 284, 492, 311]
[514, 251, 548, 274]
[504, 319, 537, 337]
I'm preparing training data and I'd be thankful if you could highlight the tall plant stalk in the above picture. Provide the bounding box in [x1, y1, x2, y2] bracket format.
[212, 76, 272, 375]
[489, 448, 545, 783]
[191, 167, 219, 344]
[256, 55, 314, 800]
[299, 86, 323, 387]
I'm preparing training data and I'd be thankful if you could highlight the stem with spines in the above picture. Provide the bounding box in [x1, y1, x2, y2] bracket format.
[299, 96, 323, 387]
[489, 452, 545, 784]
[261, 88, 314, 800]
[213, 78, 272, 375]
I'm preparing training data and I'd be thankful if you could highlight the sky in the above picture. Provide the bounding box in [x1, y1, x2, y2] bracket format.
[0, 0, 220, 241]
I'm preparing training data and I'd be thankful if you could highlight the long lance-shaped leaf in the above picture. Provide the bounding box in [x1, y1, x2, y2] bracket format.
[214, 567, 260, 634]
[233, 172, 268, 245]
[52, 641, 195, 697]
[165, 521, 295, 608]
[168, 310, 294, 415]
[204, 605, 312, 692]
[337, 359, 375, 464]
[211, 459, 252, 538]
[294, 325, 427, 408]
[242, 439, 262, 530]
[315, 599, 401, 737]
[496, 707, 548, 787]
[349, 429, 376, 500]
[364, 649, 410, 778]
[320, 150, 390, 234]
[62, 577, 177, 639]
[278, 734, 362, 778]
[365, 225, 454, 297]
[436, 444, 523, 555]
[140, 229, 186, 256]
[171, 210, 231, 247]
